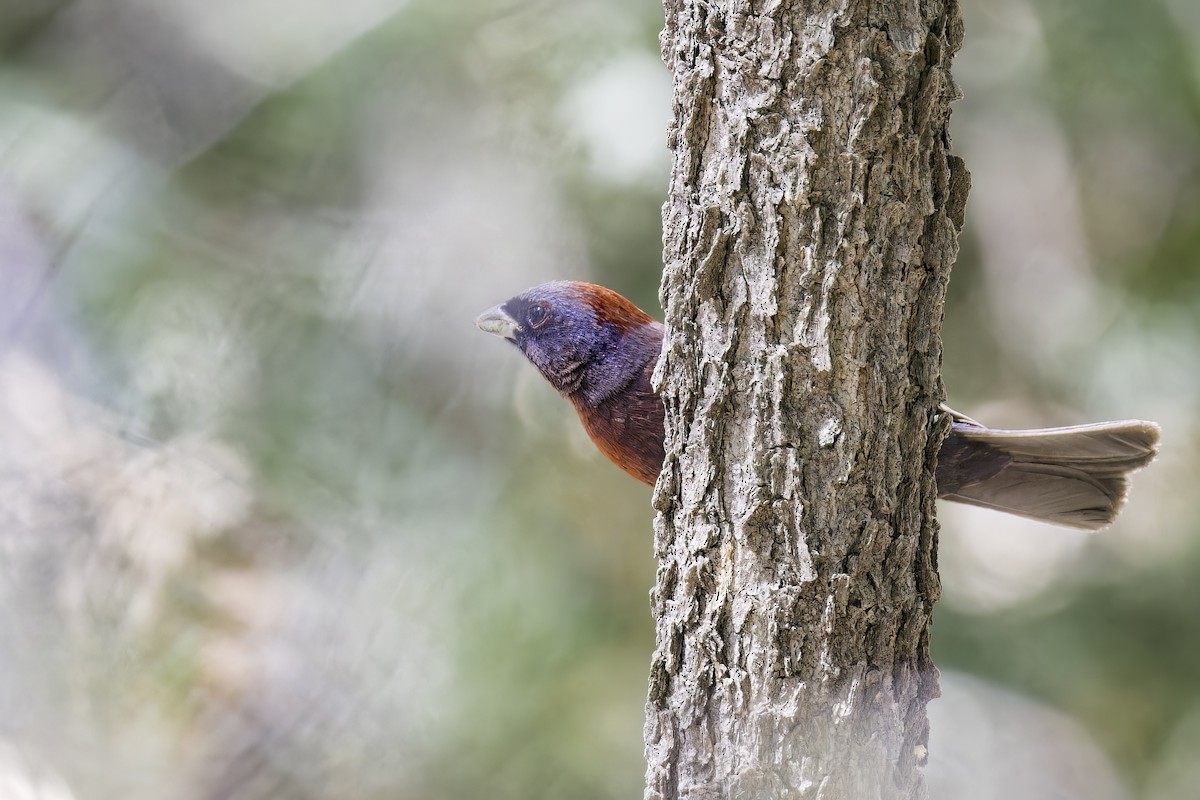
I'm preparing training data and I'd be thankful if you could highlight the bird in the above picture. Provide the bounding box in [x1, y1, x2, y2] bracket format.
[476, 281, 1160, 530]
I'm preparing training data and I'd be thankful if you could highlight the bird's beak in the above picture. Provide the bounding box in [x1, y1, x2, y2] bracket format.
[475, 305, 521, 340]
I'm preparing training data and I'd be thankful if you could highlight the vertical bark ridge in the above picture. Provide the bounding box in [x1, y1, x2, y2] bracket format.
[649, 1, 964, 798]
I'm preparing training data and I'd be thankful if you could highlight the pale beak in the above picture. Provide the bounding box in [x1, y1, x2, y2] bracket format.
[475, 305, 521, 340]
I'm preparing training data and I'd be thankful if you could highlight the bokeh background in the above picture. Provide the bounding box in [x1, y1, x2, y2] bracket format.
[0, 0, 1196, 798]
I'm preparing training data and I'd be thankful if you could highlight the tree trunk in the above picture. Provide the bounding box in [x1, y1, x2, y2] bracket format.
[647, 2, 967, 799]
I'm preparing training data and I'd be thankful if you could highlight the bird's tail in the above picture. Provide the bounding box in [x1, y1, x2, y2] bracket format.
[940, 417, 1161, 530]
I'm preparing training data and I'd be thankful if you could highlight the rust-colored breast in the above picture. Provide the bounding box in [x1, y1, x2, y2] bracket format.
[574, 359, 665, 485]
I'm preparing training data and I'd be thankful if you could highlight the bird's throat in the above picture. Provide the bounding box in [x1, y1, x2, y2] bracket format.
[568, 322, 662, 409]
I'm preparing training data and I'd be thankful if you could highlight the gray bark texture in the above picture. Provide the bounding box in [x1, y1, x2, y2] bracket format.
[647, 2, 968, 799]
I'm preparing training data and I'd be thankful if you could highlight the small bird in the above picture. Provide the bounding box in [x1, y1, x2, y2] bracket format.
[477, 281, 1160, 530]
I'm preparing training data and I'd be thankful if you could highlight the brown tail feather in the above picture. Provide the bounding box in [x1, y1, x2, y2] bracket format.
[938, 413, 1160, 530]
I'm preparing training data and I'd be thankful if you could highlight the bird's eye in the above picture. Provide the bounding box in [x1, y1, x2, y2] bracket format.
[527, 303, 549, 329]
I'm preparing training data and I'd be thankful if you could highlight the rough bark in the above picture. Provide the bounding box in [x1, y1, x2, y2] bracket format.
[647, 2, 967, 799]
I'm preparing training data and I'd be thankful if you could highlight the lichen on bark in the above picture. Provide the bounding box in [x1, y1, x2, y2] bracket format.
[647, 1, 967, 798]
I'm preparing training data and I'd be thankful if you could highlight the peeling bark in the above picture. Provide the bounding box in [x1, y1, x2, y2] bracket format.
[648, 2, 966, 798]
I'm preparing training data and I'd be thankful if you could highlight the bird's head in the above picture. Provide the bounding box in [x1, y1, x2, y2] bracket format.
[476, 281, 661, 406]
